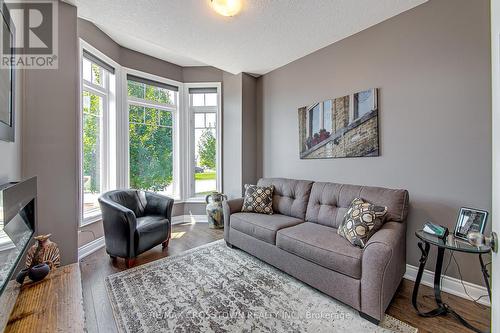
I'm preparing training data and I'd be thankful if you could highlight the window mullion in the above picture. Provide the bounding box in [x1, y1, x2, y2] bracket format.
[83, 80, 107, 95]
[128, 96, 176, 110]
[83, 84, 107, 98]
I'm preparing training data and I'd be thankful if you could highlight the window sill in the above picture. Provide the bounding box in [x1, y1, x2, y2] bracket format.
[177, 198, 207, 204]
[80, 213, 102, 227]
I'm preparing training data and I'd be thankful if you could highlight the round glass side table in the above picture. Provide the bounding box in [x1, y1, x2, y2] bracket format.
[412, 230, 491, 333]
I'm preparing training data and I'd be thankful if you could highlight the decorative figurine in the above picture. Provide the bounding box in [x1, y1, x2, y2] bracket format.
[25, 234, 61, 269]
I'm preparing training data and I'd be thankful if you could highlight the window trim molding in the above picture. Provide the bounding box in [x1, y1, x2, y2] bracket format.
[79, 39, 122, 227]
[184, 82, 222, 200]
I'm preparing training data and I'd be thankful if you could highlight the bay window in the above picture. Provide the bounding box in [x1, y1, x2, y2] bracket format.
[79, 42, 222, 226]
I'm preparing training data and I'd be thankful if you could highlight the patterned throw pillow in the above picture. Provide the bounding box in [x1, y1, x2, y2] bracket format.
[337, 198, 388, 248]
[241, 184, 274, 215]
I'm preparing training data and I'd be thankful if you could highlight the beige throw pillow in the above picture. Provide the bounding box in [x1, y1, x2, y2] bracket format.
[337, 198, 388, 248]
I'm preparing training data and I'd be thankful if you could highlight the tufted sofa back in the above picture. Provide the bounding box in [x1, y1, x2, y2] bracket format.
[305, 182, 409, 228]
[257, 178, 313, 219]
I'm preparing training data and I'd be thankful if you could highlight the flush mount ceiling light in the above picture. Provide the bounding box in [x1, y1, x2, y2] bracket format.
[210, 0, 242, 17]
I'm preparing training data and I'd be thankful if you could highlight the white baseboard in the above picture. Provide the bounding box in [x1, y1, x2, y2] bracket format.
[78, 215, 209, 260]
[404, 264, 490, 306]
[78, 236, 105, 261]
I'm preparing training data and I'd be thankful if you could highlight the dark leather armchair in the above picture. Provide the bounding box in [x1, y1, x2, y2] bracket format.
[98, 190, 174, 268]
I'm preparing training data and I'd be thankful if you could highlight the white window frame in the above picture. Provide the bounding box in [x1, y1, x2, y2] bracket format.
[184, 83, 222, 201]
[79, 40, 121, 227]
[121, 68, 183, 200]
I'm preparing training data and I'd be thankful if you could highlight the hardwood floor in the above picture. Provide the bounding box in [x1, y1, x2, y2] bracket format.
[386, 280, 490, 333]
[80, 223, 490, 333]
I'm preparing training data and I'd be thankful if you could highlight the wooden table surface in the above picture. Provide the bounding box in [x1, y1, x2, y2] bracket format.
[5, 263, 85, 333]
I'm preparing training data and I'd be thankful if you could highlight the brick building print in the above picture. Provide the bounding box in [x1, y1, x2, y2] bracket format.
[299, 89, 379, 159]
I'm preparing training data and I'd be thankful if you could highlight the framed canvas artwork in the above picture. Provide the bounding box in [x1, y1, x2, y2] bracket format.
[298, 88, 379, 159]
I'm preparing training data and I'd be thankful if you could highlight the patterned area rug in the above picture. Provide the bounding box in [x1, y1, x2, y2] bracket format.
[106, 240, 417, 333]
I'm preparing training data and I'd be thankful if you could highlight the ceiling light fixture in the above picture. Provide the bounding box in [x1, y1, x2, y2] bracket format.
[210, 0, 242, 17]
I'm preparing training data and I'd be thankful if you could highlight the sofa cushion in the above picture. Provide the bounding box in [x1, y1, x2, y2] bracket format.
[276, 222, 363, 279]
[230, 212, 303, 244]
[257, 178, 313, 219]
[306, 182, 409, 228]
[241, 184, 274, 214]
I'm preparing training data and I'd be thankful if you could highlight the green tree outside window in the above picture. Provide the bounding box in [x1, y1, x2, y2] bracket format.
[128, 80, 174, 191]
[198, 128, 216, 170]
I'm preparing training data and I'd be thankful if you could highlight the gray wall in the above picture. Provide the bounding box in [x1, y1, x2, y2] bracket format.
[222, 72, 243, 198]
[241, 74, 258, 187]
[222, 72, 259, 198]
[257, 0, 491, 285]
[77, 18, 120, 63]
[120, 48, 183, 82]
[0, 70, 23, 184]
[23, 2, 79, 265]
[183, 66, 224, 83]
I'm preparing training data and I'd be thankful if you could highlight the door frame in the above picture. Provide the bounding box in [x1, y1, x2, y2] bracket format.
[491, 0, 499, 331]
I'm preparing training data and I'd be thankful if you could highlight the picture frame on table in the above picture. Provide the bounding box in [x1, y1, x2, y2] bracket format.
[453, 207, 488, 241]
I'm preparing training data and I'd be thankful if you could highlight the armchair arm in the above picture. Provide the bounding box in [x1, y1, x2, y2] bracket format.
[361, 221, 407, 321]
[98, 195, 137, 258]
[144, 191, 175, 221]
[223, 198, 244, 243]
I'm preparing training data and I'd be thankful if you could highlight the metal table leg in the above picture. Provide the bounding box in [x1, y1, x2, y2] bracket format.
[412, 241, 489, 333]
[412, 241, 430, 313]
[479, 253, 491, 300]
[412, 242, 447, 317]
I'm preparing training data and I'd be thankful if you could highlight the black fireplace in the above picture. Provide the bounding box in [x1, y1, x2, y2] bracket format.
[0, 177, 36, 295]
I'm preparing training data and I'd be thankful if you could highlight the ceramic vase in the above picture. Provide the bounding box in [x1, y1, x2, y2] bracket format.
[206, 192, 227, 229]
[25, 234, 61, 269]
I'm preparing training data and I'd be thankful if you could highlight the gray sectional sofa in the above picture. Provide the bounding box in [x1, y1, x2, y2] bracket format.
[223, 178, 409, 324]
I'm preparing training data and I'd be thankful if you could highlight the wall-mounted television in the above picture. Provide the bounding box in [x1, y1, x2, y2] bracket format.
[0, 0, 15, 142]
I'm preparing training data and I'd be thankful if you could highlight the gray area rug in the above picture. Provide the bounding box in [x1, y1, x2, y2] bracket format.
[106, 240, 417, 333]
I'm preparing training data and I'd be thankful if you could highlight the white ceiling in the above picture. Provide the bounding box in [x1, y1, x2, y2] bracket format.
[72, 0, 428, 75]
